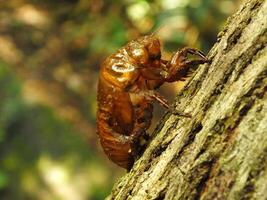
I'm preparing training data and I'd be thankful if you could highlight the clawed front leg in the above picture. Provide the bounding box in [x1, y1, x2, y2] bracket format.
[164, 47, 209, 82]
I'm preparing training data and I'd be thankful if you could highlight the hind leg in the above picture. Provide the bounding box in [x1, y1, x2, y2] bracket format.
[128, 102, 153, 161]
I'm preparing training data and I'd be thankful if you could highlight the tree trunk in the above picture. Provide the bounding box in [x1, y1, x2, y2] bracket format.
[107, 0, 267, 199]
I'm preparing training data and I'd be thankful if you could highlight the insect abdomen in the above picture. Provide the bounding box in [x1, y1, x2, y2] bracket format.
[97, 119, 133, 169]
[97, 77, 135, 170]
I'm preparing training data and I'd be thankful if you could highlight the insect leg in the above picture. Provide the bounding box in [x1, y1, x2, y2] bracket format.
[129, 102, 153, 159]
[164, 47, 209, 82]
[149, 91, 191, 117]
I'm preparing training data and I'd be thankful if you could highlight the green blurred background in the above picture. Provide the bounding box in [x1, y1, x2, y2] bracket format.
[0, 0, 240, 199]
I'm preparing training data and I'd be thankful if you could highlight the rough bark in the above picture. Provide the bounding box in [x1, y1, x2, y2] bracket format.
[107, 0, 267, 199]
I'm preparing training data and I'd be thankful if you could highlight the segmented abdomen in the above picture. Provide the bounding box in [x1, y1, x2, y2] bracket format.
[97, 76, 135, 169]
[97, 113, 133, 169]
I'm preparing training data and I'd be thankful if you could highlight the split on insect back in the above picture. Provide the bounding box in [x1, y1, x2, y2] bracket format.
[96, 29, 209, 171]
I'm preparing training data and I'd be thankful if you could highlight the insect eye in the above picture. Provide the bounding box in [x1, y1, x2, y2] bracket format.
[147, 39, 161, 59]
[130, 48, 148, 64]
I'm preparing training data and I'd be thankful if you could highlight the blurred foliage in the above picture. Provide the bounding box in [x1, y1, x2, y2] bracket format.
[0, 0, 240, 199]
